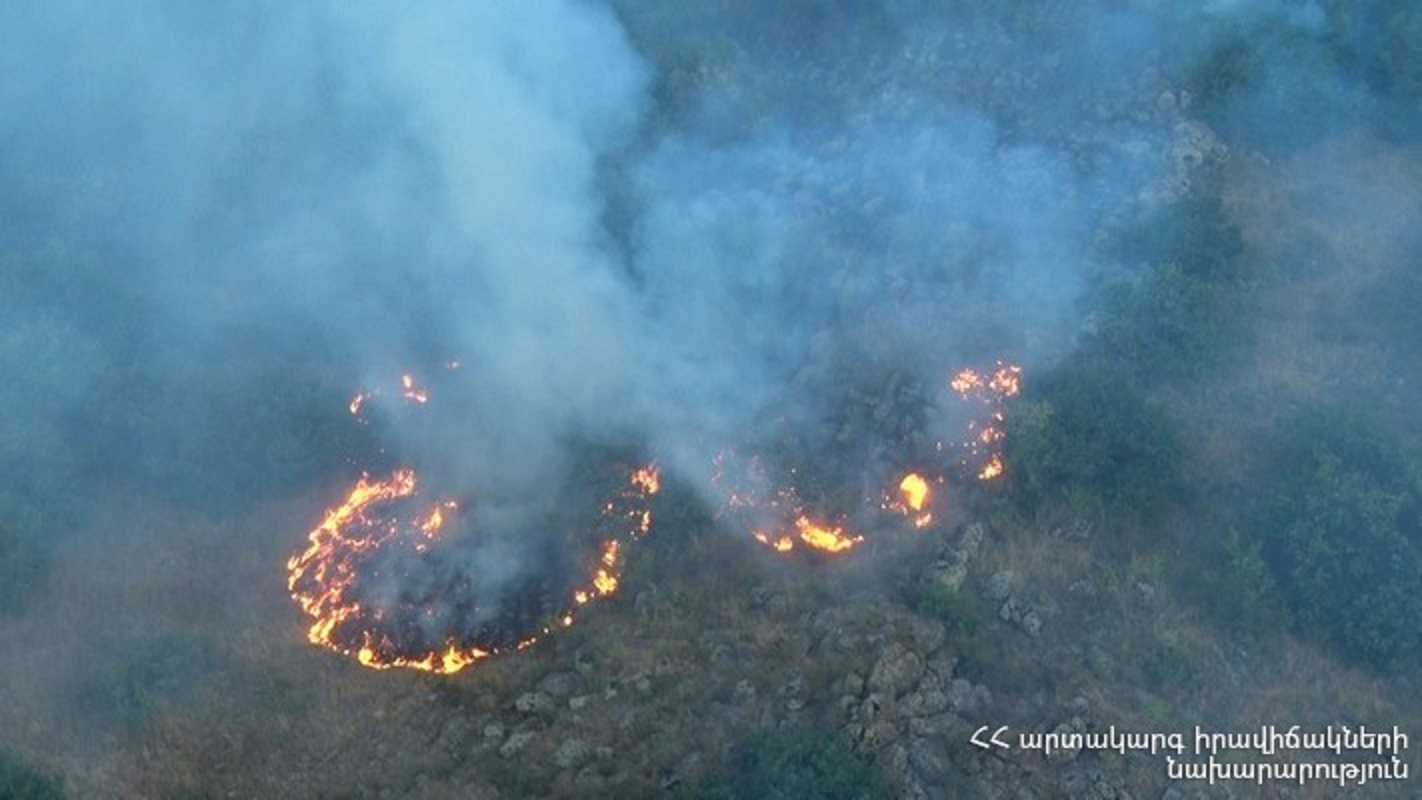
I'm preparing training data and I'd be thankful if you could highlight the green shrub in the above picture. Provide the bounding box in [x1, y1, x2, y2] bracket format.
[900, 576, 983, 640]
[690, 727, 890, 800]
[1258, 406, 1422, 670]
[1003, 363, 1183, 524]
[0, 749, 64, 800]
[1141, 640, 1200, 693]
[1179, 524, 1286, 635]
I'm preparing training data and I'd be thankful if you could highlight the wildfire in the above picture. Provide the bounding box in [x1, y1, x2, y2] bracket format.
[631, 466, 661, 495]
[989, 364, 1022, 397]
[400, 374, 428, 405]
[950, 369, 982, 396]
[792, 517, 863, 553]
[978, 454, 1004, 481]
[947, 361, 1021, 481]
[347, 367, 448, 420]
[884, 472, 935, 528]
[899, 473, 929, 511]
[713, 450, 865, 556]
[287, 464, 658, 675]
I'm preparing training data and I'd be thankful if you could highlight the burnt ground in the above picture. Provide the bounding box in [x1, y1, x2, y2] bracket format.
[0, 476, 1416, 799]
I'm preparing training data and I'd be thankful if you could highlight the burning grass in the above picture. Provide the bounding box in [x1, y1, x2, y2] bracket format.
[286, 465, 658, 674]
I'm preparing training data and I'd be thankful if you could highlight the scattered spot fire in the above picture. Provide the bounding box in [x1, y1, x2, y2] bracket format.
[286, 465, 658, 674]
[348, 363, 460, 421]
[947, 362, 1021, 482]
[712, 451, 864, 555]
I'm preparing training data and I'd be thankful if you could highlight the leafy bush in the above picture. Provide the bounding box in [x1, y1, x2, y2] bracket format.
[0, 749, 64, 800]
[1178, 524, 1286, 635]
[899, 574, 984, 640]
[691, 728, 890, 800]
[1258, 406, 1422, 670]
[1004, 362, 1183, 524]
[1094, 196, 1254, 384]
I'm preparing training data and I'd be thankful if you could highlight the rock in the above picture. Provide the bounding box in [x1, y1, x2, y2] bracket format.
[959, 523, 985, 560]
[837, 695, 859, 716]
[573, 649, 595, 675]
[734, 679, 757, 704]
[553, 738, 592, 770]
[909, 737, 952, 780]
[842, 672, 865, 698]
[538, 672, 579, 698]
[909, 712, 969, 739]
[998, 596, 1021, 624]
[907, 618, 947, 654]
[861, 720, 901, 750]
[917, 667, 945, 694]
[633, 675, 652, 693]
[934, 561, 969, 594]
[568, 695, 592, 711]
[514, 692, 554, 715]
[972, 684, 993, 710]
[999, 597, 1043, 637]
[499, 731, 536, 759]
[869, 643, 925, 697]
[437, 716, 472, 752]
[899, 688, 949, 718]
[482, 722, 505, 743]
[1021, 608, 1043, 637]
[857, 693, 890, 723]
[572, 766, 606, 795]
[946, 679, 976, 712]
[986, 570, 1016, 602]
[780, 674, 806, 699]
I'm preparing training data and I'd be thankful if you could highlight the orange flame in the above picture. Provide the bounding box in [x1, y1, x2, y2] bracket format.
[288, 463, 658, 675]
[794, 516, 863, 553]
[899, 473, 930, 511]
[631, 466, 661, 495]
[989, 364, 1022, 397]
[950, 369, 983, 396]
[978, 454, 1004, 481]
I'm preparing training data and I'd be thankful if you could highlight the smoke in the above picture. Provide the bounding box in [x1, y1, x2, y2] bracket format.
[3, 0, 1420, 767]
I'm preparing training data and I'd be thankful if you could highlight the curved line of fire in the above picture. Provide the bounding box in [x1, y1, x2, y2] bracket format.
[287, 363, 1018, 674]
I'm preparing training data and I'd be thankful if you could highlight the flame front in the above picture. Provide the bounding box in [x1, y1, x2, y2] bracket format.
[793, 517, 863, 553]
[287, 464, 658, 675]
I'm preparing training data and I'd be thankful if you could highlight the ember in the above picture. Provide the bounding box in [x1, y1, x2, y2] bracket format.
[948, 361, 1021, 482]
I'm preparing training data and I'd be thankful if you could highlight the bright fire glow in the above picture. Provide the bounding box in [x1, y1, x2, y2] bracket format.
[978, 454, 1004, 481]
[794, 516, 862, 553]
[899, 473, 930, 511]
[400, 374, 429, 404]
[287, 463, 658, 675]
